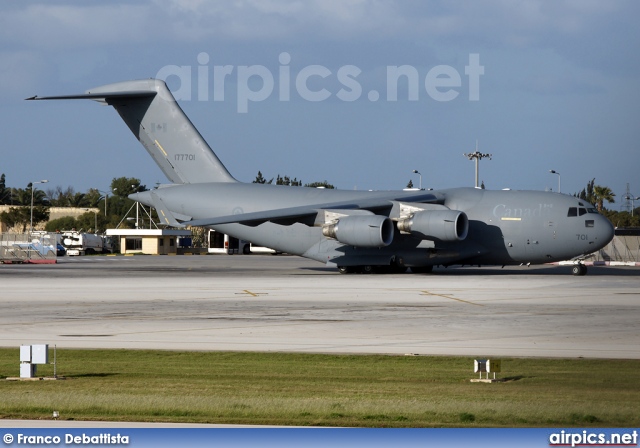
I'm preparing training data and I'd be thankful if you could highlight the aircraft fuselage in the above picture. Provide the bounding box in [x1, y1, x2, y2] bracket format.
[133, 184, 614, 270]
[31, 79, 614, 275]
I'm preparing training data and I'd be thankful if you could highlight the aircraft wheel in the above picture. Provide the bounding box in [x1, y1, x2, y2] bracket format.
[571, 264, 587, 276]
[338, 266, 355, 274]
[360, 265, 374, 274]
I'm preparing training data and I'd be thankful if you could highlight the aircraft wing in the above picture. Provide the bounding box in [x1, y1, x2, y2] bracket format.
[185, 191, 439, 227]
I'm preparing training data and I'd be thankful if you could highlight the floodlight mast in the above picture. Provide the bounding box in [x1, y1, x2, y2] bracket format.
[412, 169, 422, 190]
[463, 141, 491, 188]
[549, 170, 561, 193]
[624, 195, 640, 216]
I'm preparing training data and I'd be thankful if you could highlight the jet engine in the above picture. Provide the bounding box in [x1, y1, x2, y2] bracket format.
[397, 210, 468, 241]
[322, 215, 394, 247]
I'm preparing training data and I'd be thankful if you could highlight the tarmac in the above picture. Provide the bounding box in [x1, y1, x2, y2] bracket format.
[1, 254, 639, 359]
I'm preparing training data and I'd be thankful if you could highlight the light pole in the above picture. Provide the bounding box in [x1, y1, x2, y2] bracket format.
[30, 179, 48, 235]
[463, 141, 491, 188]
[84, 208, 98, 233]
[97, 190, 110, 216]
[412, 170, 422, 190]
[549, 170, 561, 193]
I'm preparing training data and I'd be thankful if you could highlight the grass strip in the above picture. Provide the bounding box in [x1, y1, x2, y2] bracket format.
[1, 349, 638, 427]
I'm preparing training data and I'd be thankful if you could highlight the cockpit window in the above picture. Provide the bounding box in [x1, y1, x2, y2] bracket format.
[569, 206, 599, 217]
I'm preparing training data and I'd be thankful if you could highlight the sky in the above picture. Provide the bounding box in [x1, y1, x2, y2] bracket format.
[1, 0, 639, 210]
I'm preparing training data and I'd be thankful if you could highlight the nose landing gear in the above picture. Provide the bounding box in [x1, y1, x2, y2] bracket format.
[571, 263, 588, 276]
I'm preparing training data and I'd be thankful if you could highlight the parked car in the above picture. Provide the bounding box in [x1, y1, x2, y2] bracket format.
[56, 243, 67, 257]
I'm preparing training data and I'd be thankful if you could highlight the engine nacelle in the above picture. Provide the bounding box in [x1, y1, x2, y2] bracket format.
[322, 215, 394, 247]
[397, 210, 468, 242]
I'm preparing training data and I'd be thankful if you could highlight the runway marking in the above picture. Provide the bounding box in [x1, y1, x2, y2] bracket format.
[419, 290, 484, 306]
[235, 290, 269, 297]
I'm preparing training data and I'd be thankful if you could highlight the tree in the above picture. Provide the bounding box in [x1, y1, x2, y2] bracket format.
[253, 171, 333, 188]
[406, 179, 414, 189]
[67, 192, 89, 207]
[577, 178, 596, 205]
[275, 175, 302, 186]
[0, 181, 50, 232]
[0, 206, 49, 233]
[111, 177, 146, 197]
[592, 185, 616, 212]
[11, 187, 30, 206]
[9, 183, 49, 207]
[0, 208, 24, 231]
[305, 181, 335, 189]
[252, 171, 271, 184]
[46, 186, 74, 206]
[45, 216, 79, 232]
[0, 174, 10, 205]
[76, 211, 108, 233]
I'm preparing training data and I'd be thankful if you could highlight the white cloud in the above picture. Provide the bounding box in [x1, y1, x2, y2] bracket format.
[0, 3, 154, 50]
[1, 1, 634, 51]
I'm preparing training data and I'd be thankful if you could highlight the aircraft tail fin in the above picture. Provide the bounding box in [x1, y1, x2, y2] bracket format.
[28, 79, 236, 184]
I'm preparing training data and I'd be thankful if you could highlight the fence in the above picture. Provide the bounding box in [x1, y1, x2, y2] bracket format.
[0, 233, 58, 263]
[589, 233, 640, 263]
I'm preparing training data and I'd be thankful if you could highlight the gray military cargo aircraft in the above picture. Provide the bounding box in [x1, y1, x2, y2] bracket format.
[29, 79, 614, 275]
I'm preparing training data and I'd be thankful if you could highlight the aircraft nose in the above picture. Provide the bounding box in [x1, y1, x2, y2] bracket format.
[595, 215, 615, 249]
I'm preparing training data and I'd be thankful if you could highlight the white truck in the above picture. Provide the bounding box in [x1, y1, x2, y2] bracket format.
[61, 231, 105, 256]
[207, 229, 277, 255]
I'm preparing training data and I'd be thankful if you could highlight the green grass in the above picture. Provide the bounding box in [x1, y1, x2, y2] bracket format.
[0, 349, 638, 427]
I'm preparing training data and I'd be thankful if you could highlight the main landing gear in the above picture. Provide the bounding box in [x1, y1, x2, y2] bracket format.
[571, 263, 588, 276]
[337, 265, 432, 274]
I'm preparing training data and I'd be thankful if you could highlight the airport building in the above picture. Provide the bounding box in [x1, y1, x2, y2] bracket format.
[105, 229, 193, 255]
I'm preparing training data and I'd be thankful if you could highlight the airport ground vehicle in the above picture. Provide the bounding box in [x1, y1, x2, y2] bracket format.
[207, 230, 275, 255]
[56, 243, 66, 256]
[61, 231, 106, 256]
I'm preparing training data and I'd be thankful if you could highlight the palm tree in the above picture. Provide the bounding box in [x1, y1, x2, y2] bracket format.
[67, 192, 89, 207]
[0, 174, 10, 205]
[592, 185, 616, 212]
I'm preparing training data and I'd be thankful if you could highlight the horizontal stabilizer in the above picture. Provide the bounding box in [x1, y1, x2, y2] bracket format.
[26, 90, 156, 102]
